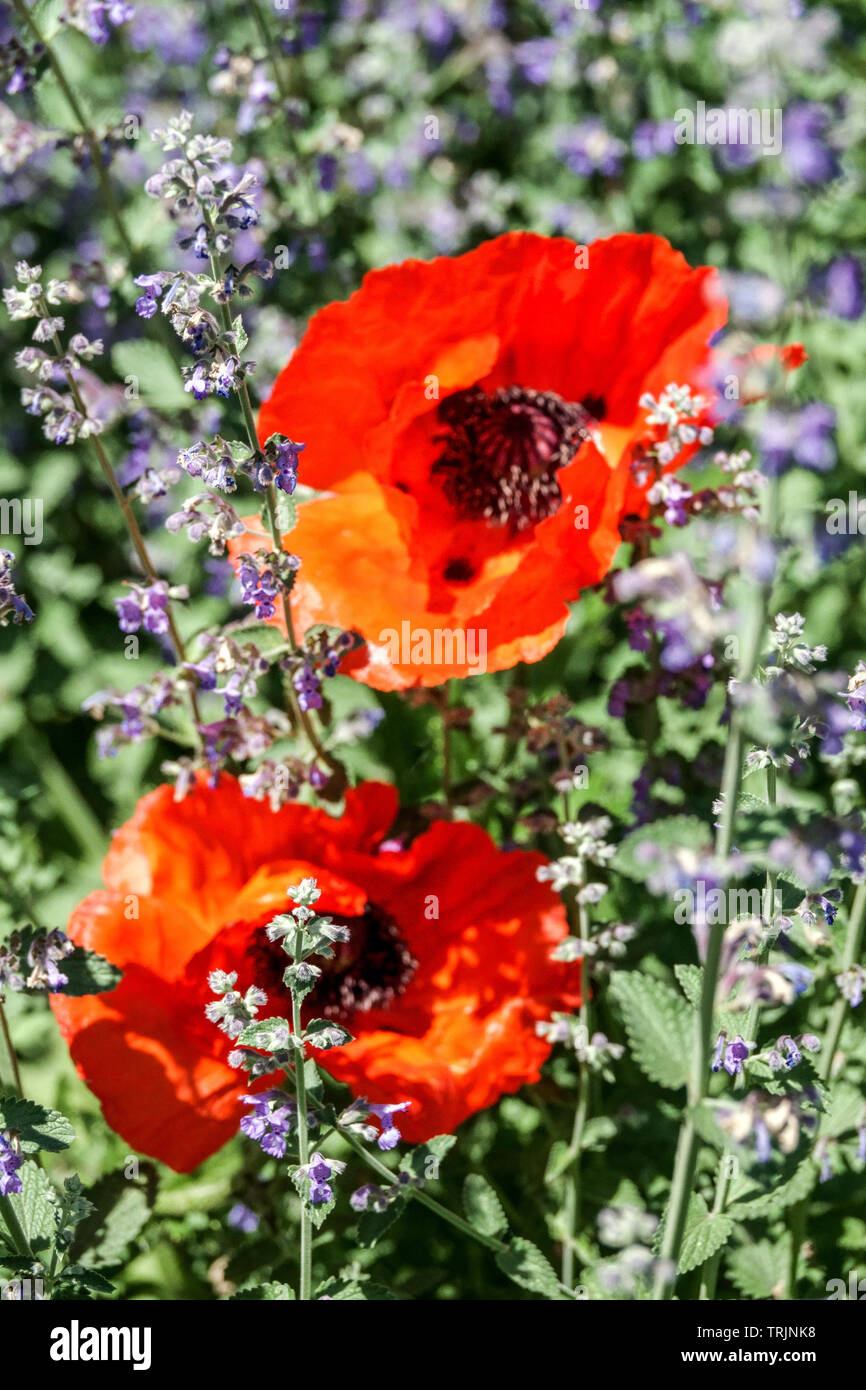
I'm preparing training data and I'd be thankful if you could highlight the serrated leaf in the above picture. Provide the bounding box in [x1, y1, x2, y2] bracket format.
[237, 1016, 292, 1050]
[275, 492, 297, 534]
[580, 1116, 617, 1152]
[0, 1097, 74, 1154]
[304, 1018, 353, 1050]
[726, 1238, 790, 1299]
[678, 1193, 734, 1274]
[727, 1160, 817, 1219]
[58, 1265, 115, 1296]
[356, 1196, 406, 1248]
[399, 1134, 456, 1181]
[462, 1174, 508, 1238]
[57, 947, 122, 997]
[545, 1140, 573, 1184]
[315, 1276, 397, 1300]
[111, 340, 187, 409]
[495, 1238, 565, 1300]
[614, 817, 711, 883]
[820, 1082, 864, 1139]
[609, 973, 693, 1090]
[675, 963, 702, 1008]
[4, 1162, 55, 1254]
[72, 1172, 155, 1269]
[231, 1282, 295, 1300]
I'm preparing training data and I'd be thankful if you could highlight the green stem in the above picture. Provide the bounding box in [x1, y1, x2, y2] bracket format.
[45, 314, 203, 735]
[338, 1128, 579, 1299]
[0, 1000, 24, 1098]
[11, 0, 136, 259]
[785, 878, 866, 1297]
[291, 927, 313, 1301]
[201, 213, 339, 775]
[560, 850, 591, 1287]
[698, 766, 779, 1299]
[655, 510, 775, 1298]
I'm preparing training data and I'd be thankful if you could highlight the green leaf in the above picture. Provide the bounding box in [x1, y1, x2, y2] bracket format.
[609, 973, 693, 1090]
[580, 1116, 617, 1152]
[674, 963, 702, 1008]
[462, 1174, 508, 1238]
[5, 1162, 55, 1254]
[111, 340, 187, 410]
[57, 1265, 116, 1297]
[356, 1197, 407, 1248]
[31, 0, 67, 40]
[0, 1097, 74, 1154]
[399, 1134, 456, 1181]
[544, 1140, 573, 1184]
[231, 1282, 295, 1300]
[495, 1238, 565, 1300]
[237, 1016, 292, 1050]
[57, 947, 122, 997]
[820, 1082, 864, 1139]
[315, 1275, 397, 1300]
[72, 1172, 155, 1268]
[303, 1018, 353, 1050]
[727, 1160, 818, 1220]
[614, 817, 710, 883]
[677, 1193, 734, 1274]
[726, 1238, 790, 1300]
[275, 492, 297, 534]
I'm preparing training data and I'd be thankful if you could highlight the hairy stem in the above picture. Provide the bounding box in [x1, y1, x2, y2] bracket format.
[291, 926, 313, 1301]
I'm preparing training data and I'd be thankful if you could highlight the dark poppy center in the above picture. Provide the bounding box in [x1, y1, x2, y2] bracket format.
[245, 901, 417, 1021]
[431, 386, 594, 532]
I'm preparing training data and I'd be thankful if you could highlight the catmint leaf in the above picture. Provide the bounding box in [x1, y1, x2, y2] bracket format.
[609, 973, 693, 1090]
[356, 1196, 407, 1248]
[727, 1159, 818, 1220]
[677, 1193, 734, 1273]
[726, 1237, 790, 1300]
[462, 1174, 509, 1238]
[0, 1096, 74, 1153]
[236, 1016, 292, 1050]
[5, 1161, 55, 1254]
[231, 1282, 295, 1300]
[304, 1018, 353, 1050]
[399, 1133, 456, 1181]
[495, 1238, 565, 1300]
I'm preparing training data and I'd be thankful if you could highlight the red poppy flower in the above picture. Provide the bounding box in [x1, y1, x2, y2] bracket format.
[234, 231, 731, 689]
[51, 776, 578, 1172]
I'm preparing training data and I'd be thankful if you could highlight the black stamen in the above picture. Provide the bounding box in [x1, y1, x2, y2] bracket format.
[246, 902, 417, 1022]
[431, 386, 593, 532]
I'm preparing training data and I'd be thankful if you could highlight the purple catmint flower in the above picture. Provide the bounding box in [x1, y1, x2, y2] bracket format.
[782, 103, 839, 185]
[300, 1152, 346, 1204]
[724, 1036, 751, 1077]
[350, 1183, 389, 1212]
[185, 362, 211, 401]
[711, 1032, 726, 1073]
[858, 1125, 866, 1163]
[272, 438, 304, 494]
[821, 256, 864, 320]
[293, 663, 322, 712]
[367, 1101, 412, 1151]
[0, 1133, 23, 1196]
[227, 1203, 259, 1233]
[240, 1090, 296, 1158]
